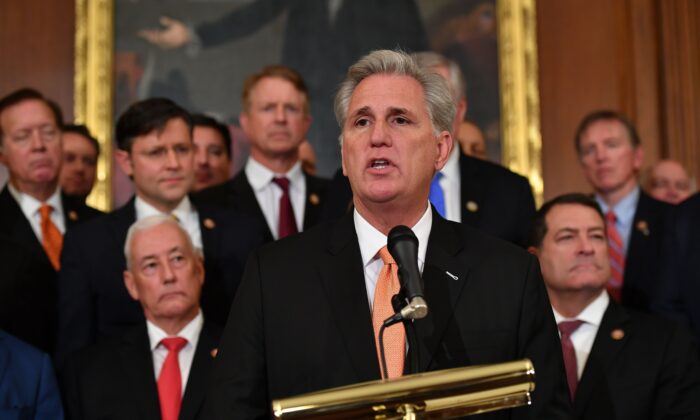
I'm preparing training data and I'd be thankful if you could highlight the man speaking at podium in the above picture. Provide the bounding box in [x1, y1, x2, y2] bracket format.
[204, 50, 570, 419]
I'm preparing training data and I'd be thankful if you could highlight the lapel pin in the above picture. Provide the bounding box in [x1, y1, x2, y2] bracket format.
[636, 220, 649, 236]
[68, 210, 79, 222]
[466, 201, 479, 213]
[210, 348, 218, 358]
[611, 329, 625, 340]
[203, 218, 216, 230]
[446, 271, 459, 281]
[309, 193, 320, 205]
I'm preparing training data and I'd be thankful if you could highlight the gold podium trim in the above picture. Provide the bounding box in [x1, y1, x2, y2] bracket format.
[273, 359, 535, 419]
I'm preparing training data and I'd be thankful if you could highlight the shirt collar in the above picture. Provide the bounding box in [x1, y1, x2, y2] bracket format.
[245, 157, 303, 192]
[595, 185, 640, 221]
[440, 144, 460, 180]
[8, 182, 63, 218]
[146, 310, 204, 351]
[354, 204, 432, 271]
[135, 195, 193, 221]
[552, 291, 609, 327]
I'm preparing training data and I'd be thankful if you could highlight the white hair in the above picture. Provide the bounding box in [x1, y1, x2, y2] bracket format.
[123, 215, 201, 270]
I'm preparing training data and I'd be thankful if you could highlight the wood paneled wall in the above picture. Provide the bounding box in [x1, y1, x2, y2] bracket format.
[0, 0, 75, 121]
[538, 0, 700, 200]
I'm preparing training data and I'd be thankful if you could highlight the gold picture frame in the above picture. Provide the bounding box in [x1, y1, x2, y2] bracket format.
[74, 0, 542, 211]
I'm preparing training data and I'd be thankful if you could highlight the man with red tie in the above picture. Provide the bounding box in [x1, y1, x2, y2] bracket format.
[195, 65, 329, 241]
[62, 215, 221, 420]
[575, 110, 670, 311]
[529, 193, 700, 418]
[0, 88, 101, 352]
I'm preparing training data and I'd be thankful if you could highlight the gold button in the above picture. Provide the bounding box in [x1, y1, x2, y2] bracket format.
[466, 201, 479, 213]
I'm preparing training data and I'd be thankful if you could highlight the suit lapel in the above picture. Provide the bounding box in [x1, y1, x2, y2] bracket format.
[458, 155, 485, 228]
[180, 323, 220, 420]
[196, 204, 220, 263]
[109, 198, 137, 249]
[0, 186, 45, 259]
[231, 173, 274, 240]
[118, 325, 162, 419]
[414, 213, 470, 371]
[317, 214, 380, 382]
[574, 301, 630, 416]
[302, 172, 324, 230]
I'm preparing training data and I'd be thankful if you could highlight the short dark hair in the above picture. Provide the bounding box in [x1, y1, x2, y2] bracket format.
[115, 98, 192, 152]
[190, 114, 232, 159]
[574, 109, 641, 154]
[530, 193, 605, 248]
[0, 87, 64, 145]
[63, 124, 101, 156]
[241, 65, 309, 114]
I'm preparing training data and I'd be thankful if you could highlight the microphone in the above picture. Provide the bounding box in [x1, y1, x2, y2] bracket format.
[386, 225, 428, 322]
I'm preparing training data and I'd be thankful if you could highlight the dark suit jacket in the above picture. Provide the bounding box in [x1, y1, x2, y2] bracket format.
[204, 211, 571, 419]
[195, 168, 329, 241]
[0, 186, 102, 353]
[55, 197, 264, 365]
[63, 321, 222, 420]
[653, 192, 700, 339]
[574, 300, 700, 419]
[620, 191, 671, 312]
[0, 330, 64, 420]
[321, 155, 536, 247]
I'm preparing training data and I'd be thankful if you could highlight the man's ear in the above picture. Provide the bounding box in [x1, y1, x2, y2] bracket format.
[114, 149, 134, 177]
[123, 271, 140, 301]
[239, 112, 250, 136]
[434, 131, 453, 172]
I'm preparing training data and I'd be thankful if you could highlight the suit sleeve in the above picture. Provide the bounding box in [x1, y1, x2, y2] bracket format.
[55, 228, 95, 368]
[35, 352, 65, 420]
[203, 250, 270, 419]
[514, 255, 573, 419]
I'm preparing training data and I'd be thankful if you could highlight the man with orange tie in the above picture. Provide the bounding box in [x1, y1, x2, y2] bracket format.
[63, 215, 221, 420]
[195, 65, 329, 241]
[575, 110, 671, 311]
[204, 50, 570, 419]
[529, 193, 700, 419]
[0, 88, 101, 352]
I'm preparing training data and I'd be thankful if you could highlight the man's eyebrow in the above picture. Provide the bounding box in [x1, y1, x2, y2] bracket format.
[554, 227, 578, 235]
[349, 106, 372, 118]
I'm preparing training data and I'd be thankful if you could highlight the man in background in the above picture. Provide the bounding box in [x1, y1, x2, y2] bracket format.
[643, 159, 692, 205]
[59, 124, 99, 202]
[456, 119, 487, 159]
[530, 193, 700, 418]
[191, 114, 232, 192]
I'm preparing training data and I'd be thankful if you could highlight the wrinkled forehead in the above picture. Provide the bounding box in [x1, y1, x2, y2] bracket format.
[346, 74, 427, 119]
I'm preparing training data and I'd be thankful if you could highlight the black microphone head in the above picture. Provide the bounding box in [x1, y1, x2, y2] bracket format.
[387, 225, 423, 301]
[387, 225, 418, 253]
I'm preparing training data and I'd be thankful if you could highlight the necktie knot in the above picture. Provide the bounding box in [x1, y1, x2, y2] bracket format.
[558, 320, 584, 337]
[606, 210, 617, 224]
[272, 177, 290, 192]
[39, 204, 53, 219]
[160, 337, 187, 353]
[377, 246, 395, 266]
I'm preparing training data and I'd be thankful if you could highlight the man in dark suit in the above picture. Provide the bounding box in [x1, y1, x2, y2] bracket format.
[204, 50, 570, 419]
[575, 110, 671, 311]
[0, 88, 101, 353]
[63, 215, 221, 420]
[56, 98, 264, 365]
[529, 193, 700, 419]
[322, 52, 536, 247]
[653, 192, 700, 339]
[196, 65, 328, 241]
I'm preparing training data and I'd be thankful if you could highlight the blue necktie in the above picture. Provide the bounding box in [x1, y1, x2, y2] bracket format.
[429, 172, 446, 217]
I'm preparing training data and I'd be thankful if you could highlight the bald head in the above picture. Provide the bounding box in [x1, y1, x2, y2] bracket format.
[645, 159, 692, 204]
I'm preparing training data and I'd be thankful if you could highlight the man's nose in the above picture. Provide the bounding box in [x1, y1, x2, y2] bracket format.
[165, 148, 181, 168]
[369, 120, 391, 147]
[274, 105, 287, 122]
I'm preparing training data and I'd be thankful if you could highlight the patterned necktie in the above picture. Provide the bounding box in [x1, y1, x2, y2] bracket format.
[157, 337, 188, 420]
[558, 320, 584, 401]
[272, 177, 298, 239]
[39, 204, 63, 270]
[606, 211, 625, 302]
[372, 246, 405, 379]
[428, 172, 446, 217]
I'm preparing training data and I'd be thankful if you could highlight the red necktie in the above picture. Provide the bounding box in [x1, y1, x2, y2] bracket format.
[157, 337, 188, 420]
[272, 177, 298, 239]
[372, 246, 405, 379]
[606, 211, 625, 302]
[558, 320, 584, 401]
[39, 204, 63, 270]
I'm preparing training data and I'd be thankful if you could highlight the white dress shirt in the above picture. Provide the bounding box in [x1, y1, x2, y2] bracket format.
[438, 146, 462, 223]
[245, 158, 306, 239]
[8, 183, 65, 241]
[147, 310, 203, 394]
[135, 196, 203, 252]
[595, 186, 640, 254]
[552, 291, 610, 379]
[354, 204, 432, 311]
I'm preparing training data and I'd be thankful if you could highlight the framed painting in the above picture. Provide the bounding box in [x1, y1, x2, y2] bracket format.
[75, 0, 541, 210]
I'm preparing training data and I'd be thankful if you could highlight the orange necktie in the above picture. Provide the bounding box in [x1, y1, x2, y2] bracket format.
[372, 246, 405, 379]
[39, 204, 63, 270]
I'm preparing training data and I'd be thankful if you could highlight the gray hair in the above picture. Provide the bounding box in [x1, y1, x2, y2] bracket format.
[123, 215, 201, 270]
[334, 49, 456, 144]
[410, 51, 467, 106]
